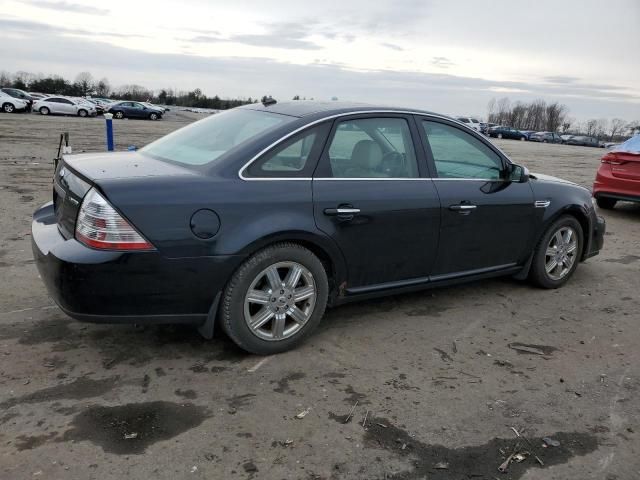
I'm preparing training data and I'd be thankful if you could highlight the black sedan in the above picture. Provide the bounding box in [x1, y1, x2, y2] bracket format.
[32, 102, 605, 354]
[488, 126, 527, 141]
[107, 101, 163, 120]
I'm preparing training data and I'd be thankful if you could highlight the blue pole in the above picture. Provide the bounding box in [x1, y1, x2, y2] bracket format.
[104, 113, 114, 151]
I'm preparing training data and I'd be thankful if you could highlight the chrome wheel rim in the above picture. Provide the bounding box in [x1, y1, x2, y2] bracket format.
[244, 261, 316, 341]
[545, 226, 578, 280]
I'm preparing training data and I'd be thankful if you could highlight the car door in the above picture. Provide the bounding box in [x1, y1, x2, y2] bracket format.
[57, 98, 76, 115]
[418, 118, 535, 277]
[312, 114, 441, 290]
[45, 98, 61, 113]
[130, 102, 146, 118]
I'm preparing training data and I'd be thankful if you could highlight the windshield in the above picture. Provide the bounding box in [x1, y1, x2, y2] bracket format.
[141, 109, 294, 166]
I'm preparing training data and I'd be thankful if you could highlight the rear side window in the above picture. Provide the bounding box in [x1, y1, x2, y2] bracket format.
[422, 121, 504, 180]
[141, 109, 294, 166]
[246, 124, 329, 178]
[324, 117, 418, 178]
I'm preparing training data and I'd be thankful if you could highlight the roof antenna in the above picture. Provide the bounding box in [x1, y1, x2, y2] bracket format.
[261, 96, 277, 106]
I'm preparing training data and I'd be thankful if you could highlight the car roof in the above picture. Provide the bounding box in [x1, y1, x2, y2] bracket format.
[239, 101, 440, 119]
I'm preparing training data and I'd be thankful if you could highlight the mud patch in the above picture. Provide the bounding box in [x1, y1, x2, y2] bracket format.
[604, 255, 640, 264]
[343, 385, 370, 405]
[0, 376, 120, 410]
[404, 304, 449, 317]
[175, 389, 198, 399]
[227, 393, 256, 411]
[60, 401, 209, 454]
[0, 411, 20, 425]
[364, 417, 599, 479]
[272, 372, 306, 394]
[15, 432, 58, 451]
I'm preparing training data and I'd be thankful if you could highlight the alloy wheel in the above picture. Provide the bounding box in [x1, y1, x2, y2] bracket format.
[545, 226, 578, 280]
[4, 104, 14, 113]
[243, 261, 316, 341]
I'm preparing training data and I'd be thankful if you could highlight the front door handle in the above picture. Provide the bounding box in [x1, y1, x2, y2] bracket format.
[449, 204, 477, 215]
[324, 206, 360, 220]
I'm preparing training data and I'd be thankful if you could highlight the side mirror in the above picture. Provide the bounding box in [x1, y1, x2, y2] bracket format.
[509, 164, 529, 183]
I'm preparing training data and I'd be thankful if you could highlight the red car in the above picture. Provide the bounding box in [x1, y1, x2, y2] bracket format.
[593, 139, 640, 209]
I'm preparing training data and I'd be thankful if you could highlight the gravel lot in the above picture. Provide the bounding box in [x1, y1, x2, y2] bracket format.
[1, 111, 639, 480]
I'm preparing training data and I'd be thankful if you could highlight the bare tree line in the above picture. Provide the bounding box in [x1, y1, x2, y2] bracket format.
[487, 97, 638, 141]
[487, 97, 568, 132]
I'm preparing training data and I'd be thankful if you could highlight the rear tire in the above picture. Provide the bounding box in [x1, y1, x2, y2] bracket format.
[39, 107, 50, 115]
[497, 133, 503, 139]
[596, 197, 617, 210]
[2, 103, 15, 113]
[220, 243, 328, 355]
[529, 215, 583, 289]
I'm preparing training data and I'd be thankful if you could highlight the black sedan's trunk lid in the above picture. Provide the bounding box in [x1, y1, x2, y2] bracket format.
[53, 151, 198, 239]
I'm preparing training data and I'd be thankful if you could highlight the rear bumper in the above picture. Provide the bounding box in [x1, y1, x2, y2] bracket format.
[31, 202, 244, 325]
[593, 165, 640, 202]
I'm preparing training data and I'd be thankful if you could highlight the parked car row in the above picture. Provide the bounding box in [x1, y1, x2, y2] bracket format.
[0, 88, 167, 121]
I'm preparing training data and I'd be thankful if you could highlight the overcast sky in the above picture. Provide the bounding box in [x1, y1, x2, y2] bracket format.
[1, 0, 638, 120]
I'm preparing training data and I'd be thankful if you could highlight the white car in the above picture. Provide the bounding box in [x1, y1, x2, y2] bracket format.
[0, 90, 29, 113]
[455, 116, 482, 132]
[34, 96, 97, 117]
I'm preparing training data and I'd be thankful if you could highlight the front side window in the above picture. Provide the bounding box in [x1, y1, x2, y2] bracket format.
[141, 109, 294, 166]
[246, 125, 328, 177]
[422, 121, 504, 180]
[325, 118, 418, 178]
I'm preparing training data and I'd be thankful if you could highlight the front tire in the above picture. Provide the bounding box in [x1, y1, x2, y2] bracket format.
[39, 106, 50, 115]
[114, 111, 124, 119]
[529, 215, 583, 289]
[497, 133, 503, 139]
[149, 112, 158, 120]
[596, 197, 617, 209]
[221, 243, 328, 355]
[78, 109, 88, 117]
[520, 136, 526, 141]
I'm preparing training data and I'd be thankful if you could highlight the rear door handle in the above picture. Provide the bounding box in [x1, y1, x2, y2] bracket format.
[449, 204, 477, 215]
[324, 207, 360, 220]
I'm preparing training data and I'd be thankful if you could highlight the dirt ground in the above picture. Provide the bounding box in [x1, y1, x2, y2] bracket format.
[1, 111, 638, 480]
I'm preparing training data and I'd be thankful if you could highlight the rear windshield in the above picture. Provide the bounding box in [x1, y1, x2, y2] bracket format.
[141, 109, 294, 166]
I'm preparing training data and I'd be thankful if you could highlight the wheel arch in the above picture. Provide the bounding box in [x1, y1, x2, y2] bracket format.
[236, 230, 347, 300]
[540, 205, 592, 261]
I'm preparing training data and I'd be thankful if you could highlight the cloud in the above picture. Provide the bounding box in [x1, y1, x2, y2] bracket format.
[0, 18, 143, 38]
[381, 43, 404, 51]
[26, 0, 109, 15]
[0, 28, 637, 120]
[544, 75, 581, 84]
[185, 21, 322, 50]
[431, 56, 455, 69]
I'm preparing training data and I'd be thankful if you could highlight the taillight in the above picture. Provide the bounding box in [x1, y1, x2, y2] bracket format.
[75, 188, 154, 250]
[601, 153, 624, 165]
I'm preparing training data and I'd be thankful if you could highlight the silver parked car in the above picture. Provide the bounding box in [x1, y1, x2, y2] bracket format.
[34, 96, 97, 117]
[0, 90, 29, 113]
